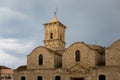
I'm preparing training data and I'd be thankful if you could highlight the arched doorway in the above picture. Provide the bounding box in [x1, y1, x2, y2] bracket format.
[99, 75, 106, 80]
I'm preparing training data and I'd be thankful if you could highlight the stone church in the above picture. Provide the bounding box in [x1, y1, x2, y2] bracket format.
[14, 16, 120, 80]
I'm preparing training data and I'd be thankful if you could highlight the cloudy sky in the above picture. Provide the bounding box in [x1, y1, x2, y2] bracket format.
[0, 0, 120, 69]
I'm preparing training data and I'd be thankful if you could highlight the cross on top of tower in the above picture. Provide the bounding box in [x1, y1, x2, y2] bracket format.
[54, 11, 56, 17]
[54, 8, 57, 17]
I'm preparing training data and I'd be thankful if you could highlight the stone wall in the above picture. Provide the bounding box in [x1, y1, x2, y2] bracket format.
[54, 54, 62, 67]
[27, 47, 55, 69]
[14, 69, 64, 80]
[90, 66, 120, 80]
[0, 69, 14, 80]
[62, 42, 97, 68]
[106, 40, 120, 66]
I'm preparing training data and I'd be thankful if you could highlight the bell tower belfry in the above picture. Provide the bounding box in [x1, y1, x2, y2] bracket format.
[43, 17, 66, 50]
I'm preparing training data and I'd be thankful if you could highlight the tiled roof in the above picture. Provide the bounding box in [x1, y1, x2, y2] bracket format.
[16, 65, 27, 71]
[0, 66, 11, 69]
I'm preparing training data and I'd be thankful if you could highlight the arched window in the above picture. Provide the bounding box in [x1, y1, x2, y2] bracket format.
[55, 76, 61, 80]
[21, 76, 26, 80]
[99, 75, 106, 80]
[38, 76, 42, 80]
[50, 33, 53, 39]
[39, 55, 43, 65]
[75, 50, 80, 62]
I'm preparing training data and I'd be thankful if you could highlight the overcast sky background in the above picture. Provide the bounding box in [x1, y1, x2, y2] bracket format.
[0, 0, 120, 69]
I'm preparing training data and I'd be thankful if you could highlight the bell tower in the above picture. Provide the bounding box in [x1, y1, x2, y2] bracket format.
[43, 17, 66, 50]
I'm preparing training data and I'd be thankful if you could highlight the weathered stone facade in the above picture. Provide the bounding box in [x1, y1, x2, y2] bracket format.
[0, 66, 14, 80]
[14, 17, 120, 80]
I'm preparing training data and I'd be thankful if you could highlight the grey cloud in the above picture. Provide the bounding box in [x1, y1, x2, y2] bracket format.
[0, 0, 120, 68]
[0, 0, 120, 46]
